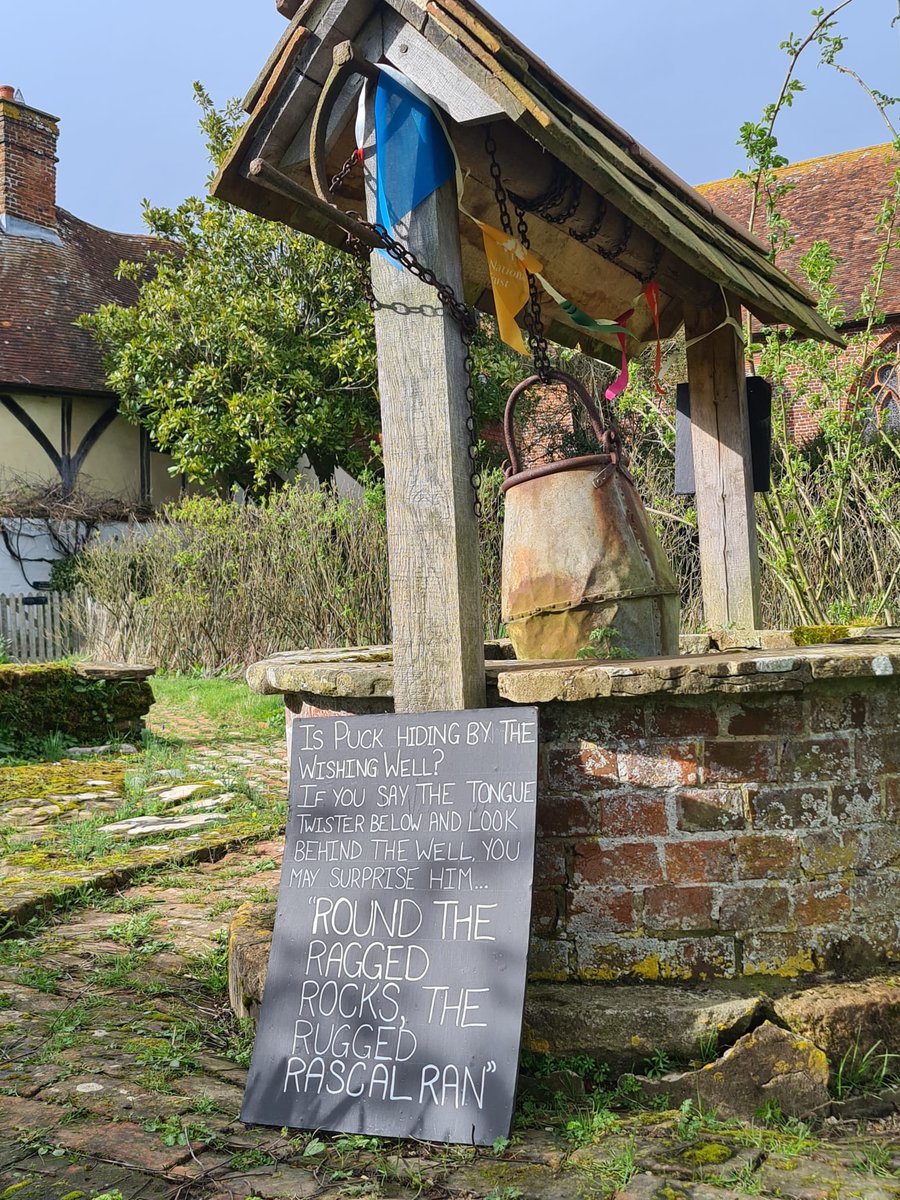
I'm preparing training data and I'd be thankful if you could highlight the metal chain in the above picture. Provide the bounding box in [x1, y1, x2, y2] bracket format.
[568, 199, 664, 286]
[484, 129, 552, 382]
[514, 205, 552, 382]
[332, 156, 483, 516]
[510, 171, 583, 228]
[328, 150, 361, 194]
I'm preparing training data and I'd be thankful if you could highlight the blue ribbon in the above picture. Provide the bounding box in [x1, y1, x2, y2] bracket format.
[374, 70, 455, 243]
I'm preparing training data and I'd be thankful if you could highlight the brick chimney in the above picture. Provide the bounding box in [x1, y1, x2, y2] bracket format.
[0, 87, 60, 235]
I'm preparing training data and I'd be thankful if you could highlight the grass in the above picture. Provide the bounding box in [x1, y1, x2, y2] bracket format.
[150, 675, 283, 739]
[19, 965, 64, 992]
[107, 912, 163, 947]
[184, 931, 230, 994]
[143, 1113, 218, 1148]
[831, 1038, 900, 1100]
[852, 1145, 897, 1178]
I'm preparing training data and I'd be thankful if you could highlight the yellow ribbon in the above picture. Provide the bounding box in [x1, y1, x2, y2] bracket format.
[476, 221, 543, 354]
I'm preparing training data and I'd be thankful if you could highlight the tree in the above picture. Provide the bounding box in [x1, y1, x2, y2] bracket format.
[81, 88, 377, 492]
[81, 86, 522, 494]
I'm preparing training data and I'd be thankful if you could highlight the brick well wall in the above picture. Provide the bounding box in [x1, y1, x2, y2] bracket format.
[533, 681, 900, 984]
[289, 676, 900, 986]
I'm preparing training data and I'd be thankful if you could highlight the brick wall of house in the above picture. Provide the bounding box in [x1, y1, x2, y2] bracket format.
[533, 682, 899, 983]
[290, 678, 900, 985]
[0, 91, 59, 231]
[772, 325, 900, 444]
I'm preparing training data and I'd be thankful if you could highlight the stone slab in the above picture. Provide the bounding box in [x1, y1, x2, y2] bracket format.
[637, 1021, 830, 1119]
[522, 983, 768, 1070]
[774, 978, 900, 1062]
[75, 661, 156, 680]
[244, 642, 900, 704]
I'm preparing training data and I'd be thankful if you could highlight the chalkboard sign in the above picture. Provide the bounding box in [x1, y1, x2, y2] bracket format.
[241, 706, 539, 1146]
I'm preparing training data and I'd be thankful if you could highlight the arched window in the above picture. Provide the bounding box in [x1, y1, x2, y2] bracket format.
[863, 337, 900, 436]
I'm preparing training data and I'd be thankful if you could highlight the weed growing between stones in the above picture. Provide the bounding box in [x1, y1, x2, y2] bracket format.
[18, 964, 64, 993]
[184, 930, 230, 994]
[225, 1015, 257, 1068]
[59, 814, 114, 861]
[732, 1106, 819, 1157]
[92, 949, 154, 989]
[142, 1113, 217, 1148]
[564, 1103, 622, 1146]
[34, 997, 103, 1063]
[229, 1146, 276, 1169]
[93, 891, 154, 914]
[675, 1098, 724, 1141]
[853, 1145, 896, 1178]
[831, 1037, 900, 1099]
[107, 912, 161, 948]
[580, 1139, 639, 1192]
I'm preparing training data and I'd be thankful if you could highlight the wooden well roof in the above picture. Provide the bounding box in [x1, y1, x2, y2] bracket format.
[212, 0, 841, 355]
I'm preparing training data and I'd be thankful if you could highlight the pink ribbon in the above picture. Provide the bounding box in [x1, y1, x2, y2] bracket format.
[604, 308, 634, 401]
[644, 282, 666, 396]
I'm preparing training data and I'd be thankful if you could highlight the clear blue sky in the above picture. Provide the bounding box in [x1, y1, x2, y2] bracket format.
[3, 1, 897, 234]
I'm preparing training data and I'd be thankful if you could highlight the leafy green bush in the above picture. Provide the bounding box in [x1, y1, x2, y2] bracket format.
[74, 477, 505, 672]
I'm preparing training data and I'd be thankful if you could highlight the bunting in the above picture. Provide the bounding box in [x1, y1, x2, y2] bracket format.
[477, 222, 544, 355]
[372, 69, 455, 239]
[644, 281, 666, 396]
[361, 67, 640, 367]
[605, 309, 635, 402]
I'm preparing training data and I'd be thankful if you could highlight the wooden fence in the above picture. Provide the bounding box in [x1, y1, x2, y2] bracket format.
[0, 592, 82, 662]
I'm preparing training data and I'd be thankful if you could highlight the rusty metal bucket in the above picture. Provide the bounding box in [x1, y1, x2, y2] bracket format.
[500, 371, 680, 661]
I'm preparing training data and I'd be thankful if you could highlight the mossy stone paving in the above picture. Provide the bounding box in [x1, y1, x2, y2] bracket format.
[0, 842, 896, 1198]
[0, 737, 288, 931]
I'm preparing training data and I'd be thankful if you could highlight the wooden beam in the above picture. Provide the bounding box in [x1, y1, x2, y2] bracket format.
[381, 8, 509, 124]
[683, 291, 761, 631]
[363, 99, 486, 712]
[450, 121, 718, 316]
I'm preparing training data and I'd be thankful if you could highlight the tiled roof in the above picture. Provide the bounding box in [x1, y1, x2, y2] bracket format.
[698, 144, 900, 325]
[0, 209, 157, 394]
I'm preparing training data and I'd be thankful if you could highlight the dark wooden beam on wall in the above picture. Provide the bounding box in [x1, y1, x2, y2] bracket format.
[139, 426, 152, 504]
[1, 394, 63, 475]
[0, 394, 119, 497]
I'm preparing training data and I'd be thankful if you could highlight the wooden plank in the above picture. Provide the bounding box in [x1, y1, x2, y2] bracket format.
[381, 8, 508, 124]
[684, 291, 761, 631]
[363, 98, 485, 712]
[36, 599, 45, 662]
[48, 593, 57, 659]
[421, 1, 833, 339]
[382, 0, 428, 33]
[282, 10, 384, 169]
[249, 0, 379, 167]
[423, 2, 549, 127]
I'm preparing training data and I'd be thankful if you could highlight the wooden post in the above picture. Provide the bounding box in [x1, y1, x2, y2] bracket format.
[683, 290, 761, 631]
[364, 108, 486, 713]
